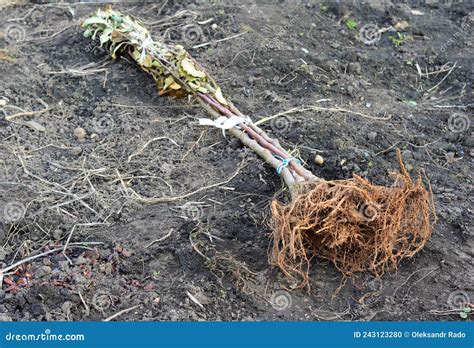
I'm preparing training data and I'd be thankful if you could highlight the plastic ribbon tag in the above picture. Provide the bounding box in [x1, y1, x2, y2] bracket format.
[199, 116, 251, 137]
[274, 154, 301, 175]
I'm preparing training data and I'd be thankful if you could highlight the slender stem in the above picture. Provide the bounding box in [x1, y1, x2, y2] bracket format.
[198, 93, 317, 181]
[197, 99, 297, 189]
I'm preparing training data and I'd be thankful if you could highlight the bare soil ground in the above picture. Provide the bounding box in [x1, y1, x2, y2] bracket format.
[0, 0, 472, 321]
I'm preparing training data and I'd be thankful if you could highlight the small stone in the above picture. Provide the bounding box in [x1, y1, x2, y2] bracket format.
[61, 301, 72, 314]
[414, 135, 426, 145]
[445, 152, 456, 163]
[347, 62, 361, 74]
[211, 23, 218, 30]
[35, 265, 52, 278]
[367, 131, 377, 141]
[346, 85, 354, 96]
[25, 120, 46, 132]
[314, 154, 324, 165]
[76, 256, 88, 265]
[59, 260, 71, 272]
[103, 263, 113, 275]
[463, 136, 474, 147]
[73, 273, 87, 284]
[71, 146, 82, 156]
[402, 150, 413, 159]
[52, 229, 63, 239]
[30, 304, 45, 317]
[73, 127, 86, 142]
[394, 20, 410, 31]
[0, 313, 12, 321]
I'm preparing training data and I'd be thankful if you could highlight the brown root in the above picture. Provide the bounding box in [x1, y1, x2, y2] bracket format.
[270, 155, 436, 289]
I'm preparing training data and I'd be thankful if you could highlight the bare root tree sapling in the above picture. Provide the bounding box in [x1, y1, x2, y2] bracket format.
[82, 8, 436, 289]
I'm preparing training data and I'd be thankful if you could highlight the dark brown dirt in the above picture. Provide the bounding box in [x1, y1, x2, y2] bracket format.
[0, 0, 472, 322]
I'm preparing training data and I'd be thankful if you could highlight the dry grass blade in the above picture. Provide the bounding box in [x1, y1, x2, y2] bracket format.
[129, 164, 244, 204]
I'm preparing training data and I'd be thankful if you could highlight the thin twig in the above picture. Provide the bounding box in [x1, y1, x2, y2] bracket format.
[103, 304, 142, 322]
[78, 291, 90, 316]
[146, 228, 174, 248]
[192, 31, 249, 49]
[426, 62, 457, 94]
[180, 130, 205, 161]
[186, 291, 204, 308]
[0, 243, 103, 274]
[127, 136, 179, 162]
[255, 105, 391, 125]
[5, 106, 50, 121]
[129, 163, 245, 204]
[63, 223, 106, 255]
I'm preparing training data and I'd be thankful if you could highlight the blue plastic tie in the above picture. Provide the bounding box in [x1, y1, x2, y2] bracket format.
[274, 155, 300, 175]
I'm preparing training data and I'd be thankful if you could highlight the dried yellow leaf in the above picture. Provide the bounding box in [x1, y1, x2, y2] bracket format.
[214, 87, 228, 105]
[181, 58, 206, 78]
[142, 55, 152, 67]
[163, 76, 174, 89]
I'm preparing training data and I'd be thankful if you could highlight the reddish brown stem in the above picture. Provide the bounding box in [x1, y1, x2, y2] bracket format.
[197, 93, 313, 180]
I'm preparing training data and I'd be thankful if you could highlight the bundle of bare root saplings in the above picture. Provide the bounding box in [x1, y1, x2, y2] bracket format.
[82, 7, 436, 288]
